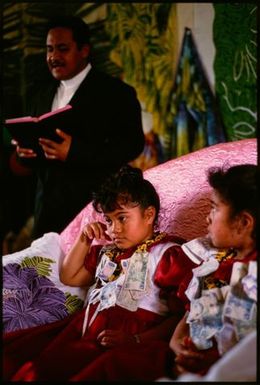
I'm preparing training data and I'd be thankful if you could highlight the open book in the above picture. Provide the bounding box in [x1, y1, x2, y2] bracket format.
[5, 104, 73, 153]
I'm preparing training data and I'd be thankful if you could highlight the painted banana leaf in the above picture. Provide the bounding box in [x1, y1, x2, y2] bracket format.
[105, 3, 178, 168]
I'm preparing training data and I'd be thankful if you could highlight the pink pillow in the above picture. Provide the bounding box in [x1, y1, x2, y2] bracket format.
[60, 139, 257, 254]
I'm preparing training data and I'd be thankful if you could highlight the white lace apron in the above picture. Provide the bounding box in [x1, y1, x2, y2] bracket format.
[81, 240, 178, 336]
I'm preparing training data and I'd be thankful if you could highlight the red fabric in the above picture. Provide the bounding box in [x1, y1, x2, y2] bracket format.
[4, 306, 164, 381]
[4, 312, 76, 380]
[4, 235, 184, 381]
[84, 244, 102, 275]
[5, 243, 255, 381]
[154, 245, 196, 309]
[71, 340, 175, 381]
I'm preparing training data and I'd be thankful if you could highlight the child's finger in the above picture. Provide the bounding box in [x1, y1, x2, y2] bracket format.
[82, 224, 95, 239]
[94, 222, 107, 239]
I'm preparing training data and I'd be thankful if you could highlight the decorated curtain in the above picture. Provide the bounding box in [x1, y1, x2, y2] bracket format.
[165, 28, 226, 160]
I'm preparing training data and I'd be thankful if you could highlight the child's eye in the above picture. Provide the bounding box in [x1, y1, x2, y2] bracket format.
[118, 216, 126, 222]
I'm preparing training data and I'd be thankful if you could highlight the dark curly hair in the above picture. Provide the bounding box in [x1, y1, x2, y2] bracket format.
[208, 164, 258, 239]
[92, 165, 160, 224]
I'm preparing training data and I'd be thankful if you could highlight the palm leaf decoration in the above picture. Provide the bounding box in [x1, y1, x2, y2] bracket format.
[65, 292, 84, 314]
[105, 3, 178, 148]
[20, 256, 54, 277]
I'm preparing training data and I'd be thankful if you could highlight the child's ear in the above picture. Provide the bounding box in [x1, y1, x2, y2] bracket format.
[238, 211, 254, 234]
[145, 206, 156, 224]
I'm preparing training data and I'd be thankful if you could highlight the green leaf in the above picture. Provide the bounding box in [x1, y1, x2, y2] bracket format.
[65, 292, 84, 314]
[20, 256, 54, 277]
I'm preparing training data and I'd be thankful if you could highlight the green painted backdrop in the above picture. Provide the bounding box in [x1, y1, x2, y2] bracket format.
[213, 3, 257, 140]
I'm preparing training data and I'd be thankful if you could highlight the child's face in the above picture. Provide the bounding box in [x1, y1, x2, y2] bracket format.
[206, 190, 239, 249]
[103, 203, 155, 250]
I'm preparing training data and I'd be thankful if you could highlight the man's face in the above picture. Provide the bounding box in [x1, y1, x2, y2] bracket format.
[46, 27, 89, 80]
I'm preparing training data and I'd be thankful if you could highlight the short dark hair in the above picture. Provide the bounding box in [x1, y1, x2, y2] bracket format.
[92, 165, 160, 225]
[46, 15, 90, 48]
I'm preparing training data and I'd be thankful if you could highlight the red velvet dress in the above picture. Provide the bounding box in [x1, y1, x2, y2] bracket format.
[69, 248, 256, 381]
[5, 237, 255, 382]
[4, 234, 189, 381]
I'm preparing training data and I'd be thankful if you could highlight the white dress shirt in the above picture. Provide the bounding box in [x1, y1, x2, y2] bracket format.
[51, 63, 92, 111]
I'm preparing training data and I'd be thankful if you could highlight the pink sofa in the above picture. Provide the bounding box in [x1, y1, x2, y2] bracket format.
[60, 138, 257, 254]
[3, 138, 257, 333]
[3, 137, 257, 381]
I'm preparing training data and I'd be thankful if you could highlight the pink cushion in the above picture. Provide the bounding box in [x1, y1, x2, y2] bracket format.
[60, 139, 257, 254]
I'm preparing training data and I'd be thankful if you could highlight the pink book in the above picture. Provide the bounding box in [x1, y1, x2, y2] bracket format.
[5, 104, 73, 153]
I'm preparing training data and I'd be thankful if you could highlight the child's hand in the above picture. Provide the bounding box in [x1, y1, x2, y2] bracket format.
[170, 318, 200, 358]
[174, 337, 219, 375]
[82, 222, 111, 243]
[171, 335, 203, 373]
[97, 329, 134, 348]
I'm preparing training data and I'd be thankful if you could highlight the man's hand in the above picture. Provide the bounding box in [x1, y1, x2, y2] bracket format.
[12, 139, 37, 158]
[39, 129, 72, 161]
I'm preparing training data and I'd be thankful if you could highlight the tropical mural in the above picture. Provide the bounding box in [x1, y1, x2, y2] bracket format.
[105, 4, 177, 141]
[3, 2, 257, 167]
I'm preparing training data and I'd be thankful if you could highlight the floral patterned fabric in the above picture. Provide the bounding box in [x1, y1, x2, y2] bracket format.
[3, 263, 69, 332]
[2, 233, 86, 332]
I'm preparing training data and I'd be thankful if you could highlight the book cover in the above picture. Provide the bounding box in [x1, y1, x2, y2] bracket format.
[5, 104, 73, 153]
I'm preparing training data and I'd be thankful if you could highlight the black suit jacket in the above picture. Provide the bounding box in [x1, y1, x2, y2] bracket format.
[26, 68, 144, 237]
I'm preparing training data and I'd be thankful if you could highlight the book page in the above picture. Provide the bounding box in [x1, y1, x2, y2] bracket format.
[38, 104, 72, 121]
[5, 116, 38, 124]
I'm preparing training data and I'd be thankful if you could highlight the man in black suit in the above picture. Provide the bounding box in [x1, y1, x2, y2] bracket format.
[13, 16, 144, 238]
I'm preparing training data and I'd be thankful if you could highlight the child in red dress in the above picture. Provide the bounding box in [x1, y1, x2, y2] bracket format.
[4, 165, 186, 381]
[169, 163, 257, 377]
